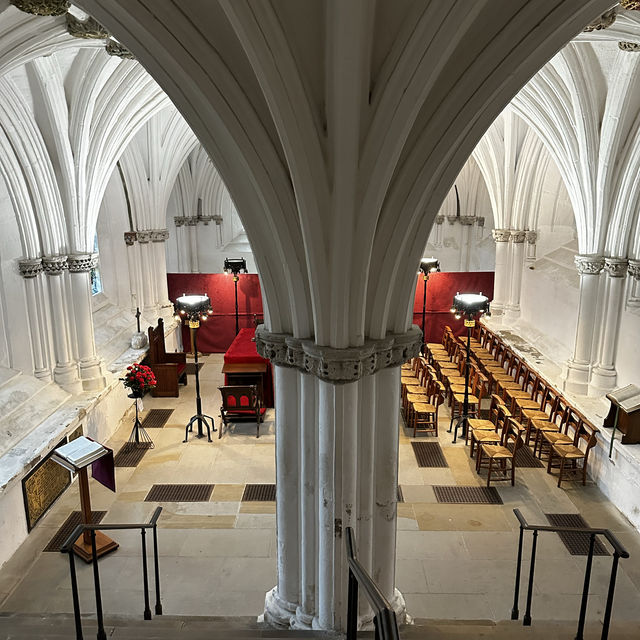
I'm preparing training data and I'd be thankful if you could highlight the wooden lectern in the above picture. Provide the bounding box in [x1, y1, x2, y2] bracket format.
[52, 437, 119, 562]
[604, 385, 640, 453]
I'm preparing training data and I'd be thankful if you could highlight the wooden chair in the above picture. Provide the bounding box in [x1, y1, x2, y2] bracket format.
[146, 318, 187, 397]
[219, 385, 266, 438]
[477, 419, 524, 487]
[547, 424, 598, 487]
[412, 381, 443, 437]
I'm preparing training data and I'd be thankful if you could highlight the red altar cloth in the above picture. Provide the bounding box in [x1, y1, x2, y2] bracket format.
[224, 328, 274, 408]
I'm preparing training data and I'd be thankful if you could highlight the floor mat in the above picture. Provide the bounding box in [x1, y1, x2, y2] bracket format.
[411, 441, 449, 468]
[545, 513, 609, 556]
[141, 409, 174, 429]
[114, 442, 153, 467]
[43, 511, 107, 552]
[242, 484, 276, 502]
[145, 484, 214, 502]
[508, 443, 544, 468]
[433, 485, 503, 505]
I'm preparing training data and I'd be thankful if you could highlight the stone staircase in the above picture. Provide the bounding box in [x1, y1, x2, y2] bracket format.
[0, 613, 638, 640]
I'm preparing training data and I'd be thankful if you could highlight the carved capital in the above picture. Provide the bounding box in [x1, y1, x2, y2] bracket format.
[628, 259, 640, 280]
[198, 216, 214, 225]
[618, 41, 640, 52]
[42, 255, 68, 276]
[583, 7, 617, 32]
[255, 326, 422, 384]
[492, 229, 511, 243]
[136, 230, 151, 243]
[459, 215, 476, 226]
[510, 231, 526, 244]
[621, 1, 640, 11]
[124, 231, 137, 246]
[9, 0, 69, 16]
[18, 258, 43, 278]
[212, 215, 223, 225]
[65, 13, 108, 38]
[446, 215, 458, 225]
[150, 229, 170, 242]
[574, 255, 604, 275]
[68, 253, 98, 273]
[174, 216, 186, 227]
[185, 217, 198, 226]
[434, 215, 444, 225]
[526, 231, 538, 244]
[476, 216, 485, 228]
[604, 257, 628, 278]
[106, 39, 135, 59]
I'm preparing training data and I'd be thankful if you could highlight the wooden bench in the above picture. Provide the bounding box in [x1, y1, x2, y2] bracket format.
[218, 385, 266, 438]
[147, 318, 187, 397]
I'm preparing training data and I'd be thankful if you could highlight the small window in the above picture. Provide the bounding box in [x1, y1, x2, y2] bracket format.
[91, 234, 103, 296]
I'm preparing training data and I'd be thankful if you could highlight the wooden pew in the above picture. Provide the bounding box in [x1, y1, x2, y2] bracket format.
[147, 318, 187, 397]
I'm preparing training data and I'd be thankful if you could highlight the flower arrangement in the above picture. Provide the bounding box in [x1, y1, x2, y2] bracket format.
[122, 363, 156, 397]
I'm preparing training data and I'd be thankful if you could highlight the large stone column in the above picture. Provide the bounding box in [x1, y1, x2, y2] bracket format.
[124, 231, 142, 312]
[186, 217, 199, 273]
[459, 216, 475, 271]
[18, 259, 53, 382]
[42, 255, 80, 392]
[150, 229, 172, 311]
[259, 327, 419, 632]
[628, 259, 640, 307]
[136, 231, 158, 315]
[491, 229, 511, 316]
[67, 254, 107, 391]
[524, 231, 537, 265]
[504, 230, 526, 323]
[590, 258, 628, 395]
[562, 255, 604, 395]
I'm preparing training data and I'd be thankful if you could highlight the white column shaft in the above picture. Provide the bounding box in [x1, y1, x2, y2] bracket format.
[189, 225, 199, 272]
[492, 240, 509, 313]
[23, 275, 51, 380]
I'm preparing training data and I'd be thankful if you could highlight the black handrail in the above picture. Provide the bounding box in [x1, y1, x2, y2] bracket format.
[511, 508, 629, 640]
[60, 507, 163, 640]
[345, 526, 400, 640]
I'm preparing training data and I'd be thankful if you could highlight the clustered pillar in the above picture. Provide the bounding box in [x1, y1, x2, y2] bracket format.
[491, 229, 511, 315]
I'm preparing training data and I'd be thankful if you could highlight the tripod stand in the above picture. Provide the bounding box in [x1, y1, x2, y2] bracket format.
[128, 393, 154, 447]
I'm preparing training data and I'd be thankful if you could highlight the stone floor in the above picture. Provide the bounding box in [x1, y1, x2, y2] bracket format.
[1, 354, 639, 635]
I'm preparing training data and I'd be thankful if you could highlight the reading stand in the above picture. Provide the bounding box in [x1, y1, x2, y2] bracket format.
[52, 438, 119, 562]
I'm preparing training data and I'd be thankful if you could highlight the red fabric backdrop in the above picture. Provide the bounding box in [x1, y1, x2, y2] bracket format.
[168, 271, 494, 352]
[412, 272, 494, 343]
[167, 273, 264, 353]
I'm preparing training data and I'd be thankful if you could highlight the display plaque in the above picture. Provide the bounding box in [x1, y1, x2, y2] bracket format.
[22, 437, 71, 531]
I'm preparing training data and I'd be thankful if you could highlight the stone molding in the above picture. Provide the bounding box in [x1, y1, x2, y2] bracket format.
[574, 255, 605, 275]
[150, 229, 170, 242]
[18, 258, 43, 278]
[583, 7, 617, 32]
[255, 326, 422, 384]
[492, 229, 511, 242]
[619, 41, 640, 52]
[106, 39, 135, 59]
[459, 215, 475, 226]
[510, 231, 526, 244]
[174, 216, 185, 227]
[136, 231, 151, 243]
[604, 257, 628, 278]
[124, 231, 137, 246]
[9, 0, 69, 16]
[65, 13, 108, 38]
[185, 217, 199, 226]
[434, 215, 445, 225]
[621, 1, 640, 10]
[68, 253, 98, 273]
[476, 216, 485, 228]
[526, 231, 538, 244]
[629, 259, 640, 280]
[42, 255, 68, 276]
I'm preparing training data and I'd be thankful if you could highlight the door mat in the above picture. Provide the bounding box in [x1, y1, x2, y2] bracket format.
[44, 510, 107, 552]
[185, 363, 204, 375]
[397, 486, 404, 503]
[242, 484, 276, 502]
[141, 409, 174, 429]
[433, 485, 503, 505]
[545, 513, 609, 556]
[145, 484, 214, 502]
[114, 442, 153, 467]
[411, 442, 449, 468]
[507, 443, 544, 468]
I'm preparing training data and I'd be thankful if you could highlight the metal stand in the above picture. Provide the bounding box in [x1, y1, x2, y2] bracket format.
[421, 274, 428, 355]
[234, 274, 240, 335]
[449, 323, 473, 443]
[128, 394, 154, 447]
[184, 326, 215, 442]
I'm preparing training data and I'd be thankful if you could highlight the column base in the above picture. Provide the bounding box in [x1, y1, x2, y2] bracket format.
[291, 606, 314, 630]
[263, 586, 297, 629]
[54, 364, 82, 394]
[79, 358, 107, 391]
[589, 366, 617, 396]
[503, 305, 520, 324]
[561, 359, 590, 396]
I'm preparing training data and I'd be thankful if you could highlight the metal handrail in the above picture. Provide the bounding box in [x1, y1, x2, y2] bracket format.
[511, 508, 629, 640]
[60, 507, 163, 640]
[345, 526, 400, 640]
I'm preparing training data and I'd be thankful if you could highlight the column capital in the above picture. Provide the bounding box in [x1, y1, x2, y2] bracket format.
[459, 215, 475, 226]
[255, 326, 422, 384]
[583, 7, 617, 32]
[137, 230, 151, 243]
[628, 259, 640, 280]
[124, 231, 137, 246]
[174, 216, 186, 227]
[65, 13, 109, 39]
[434, 214, 444, 225]
[68, 253, 98, 273]
[8, 0, 69, 16]
[18, 258, 43, 278]
[604, 257, 628, 278]
[476, 216, 485, 228]
[42, 255, 68, 276]
[526, 230, 538, 244]
[150, 229, 170, 242]
[184, 217, 198, 226]
[574, 255, 604, 275]
[510, 230, 527, 244]
[492, 229, 511, 242]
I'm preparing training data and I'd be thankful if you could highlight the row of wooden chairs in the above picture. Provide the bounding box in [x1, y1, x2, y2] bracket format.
[401, 357, 445, 437]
